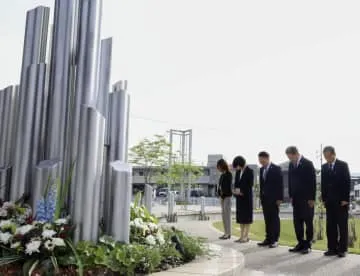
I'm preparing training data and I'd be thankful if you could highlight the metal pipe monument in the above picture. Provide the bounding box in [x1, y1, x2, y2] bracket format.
[0, 0, 131, 243]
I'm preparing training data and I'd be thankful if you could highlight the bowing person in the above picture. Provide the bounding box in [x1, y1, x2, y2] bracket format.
[216, 159, 233, 240]
[286, 146, 316, 254]
[321, 146, 351, 258]
[232, 156, 254, 243]
[257, 151, 283, 248]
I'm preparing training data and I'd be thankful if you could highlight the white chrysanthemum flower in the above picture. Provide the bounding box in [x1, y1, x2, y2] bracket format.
[156, 232, 165, 245]
[0, 220, 13, 228]
[133, 218, 144, 228]
[43, 223, 53, 230]
[16, 225, 34, 235]
[0, 208, 8, 217]
[52, 238, 66, 247]
[44, 240, 55, 251]
[148, 222, 158, 232]
[0, 232, 13, 244]
[10, 241, 21, 249]
[2, 202, 15, 209]
[54, 218, 68, 225]
[25, 240, 41, 255]
[42, 230, 57, 239]
[145, 234, 156, 245]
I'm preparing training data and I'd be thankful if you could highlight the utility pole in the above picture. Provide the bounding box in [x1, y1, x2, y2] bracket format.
[168, 129, 193, 201]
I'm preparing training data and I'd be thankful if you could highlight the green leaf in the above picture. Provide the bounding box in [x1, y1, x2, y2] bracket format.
[23, 259, 39, 276]
[50, 255, 59, 273]
[0, 255, 24, 265]
[66, 239, 83, 276]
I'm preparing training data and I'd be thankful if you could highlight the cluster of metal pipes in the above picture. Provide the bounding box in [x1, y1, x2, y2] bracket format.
[0, 0, 131, 243]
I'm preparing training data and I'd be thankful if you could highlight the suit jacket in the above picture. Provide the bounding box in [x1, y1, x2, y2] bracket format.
[260, 163, 283, 202]
[321, 159, 351, 203]
[234, 166, 254, 196]
[217, 171, 233, 198]
[288, 157, 316, 200]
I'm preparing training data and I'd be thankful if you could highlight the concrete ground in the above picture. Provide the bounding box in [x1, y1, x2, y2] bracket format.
[170, 220, 360, 276]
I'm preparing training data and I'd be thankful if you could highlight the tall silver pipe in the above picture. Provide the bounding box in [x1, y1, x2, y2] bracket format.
[0, 167, 12, 201]
[46, 0, 77, 163]
[0, 90, 4, 166]
[97, 38, 112, 117]
[0, 86, 19, 168]
[109, 81, 129, 162]
[72, 105, 105, 243]
[70, 0, 102, 162]
[11, 64, 47, 201]
[125, 94, 131, 162]
[69, 0, 102, 210]
[31, 160, 61, 210]
[17, 6, 49, 149]
[109, 161, 132, 243]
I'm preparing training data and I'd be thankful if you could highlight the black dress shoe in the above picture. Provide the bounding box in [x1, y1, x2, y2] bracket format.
[338, 252, 346, 258]
[300, 247, 311, 254]
[257, 240, 271, 246]
[269, 242, 278, 248]
[289, 244, 303, 252]
[324, 250, 338, 256]
[219, 235, 231, 240]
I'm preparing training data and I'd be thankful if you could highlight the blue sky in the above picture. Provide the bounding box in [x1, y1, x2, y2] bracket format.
[1, 0, 360, 170]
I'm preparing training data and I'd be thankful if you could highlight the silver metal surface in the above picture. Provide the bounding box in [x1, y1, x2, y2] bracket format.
[16, 7, 50, 165]
[11, 64, 47, 201]
[70, 0, 102, 163]
[109, 85, 129, 162]
[97, 38, 113, 117]
[72, 105, 105, 243]
[0, 167, 12, 201]
[31, 160, 61, 210]
[0, 86, 19, 168]
[109, 161, 132, 243]
[46, 0, 78, 162]
[144, 184, 153, 213]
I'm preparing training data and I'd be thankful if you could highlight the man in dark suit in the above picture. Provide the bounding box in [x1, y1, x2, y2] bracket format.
[257, 151, 283, 248]
[286, 146, 316, 254]
[321, 146, 350, 258]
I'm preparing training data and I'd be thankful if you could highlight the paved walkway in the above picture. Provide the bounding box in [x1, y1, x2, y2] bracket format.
[169, 220, 360, 276]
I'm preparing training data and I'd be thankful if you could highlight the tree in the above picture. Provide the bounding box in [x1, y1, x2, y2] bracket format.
[157, 161, 203, 199]
[129, 135, 170, 184]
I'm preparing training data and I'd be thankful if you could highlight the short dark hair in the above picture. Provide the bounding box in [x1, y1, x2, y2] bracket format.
[285, 146, 299, 155]
[323, 146, 336, 155]
[258, 151, 270, 158]
[217, 159, 229, 172]
[232, 156, 246, 168]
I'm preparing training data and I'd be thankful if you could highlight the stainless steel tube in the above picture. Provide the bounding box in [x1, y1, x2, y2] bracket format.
[11, 64, 47, 201]
[109, 161, 132, 243]
[72, 105, 105, 243]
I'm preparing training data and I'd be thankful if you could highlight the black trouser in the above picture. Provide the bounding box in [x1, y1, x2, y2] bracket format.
[293, 198, 314, 248]
[325, 201, 349, 253]
[261, 198, 280, 243]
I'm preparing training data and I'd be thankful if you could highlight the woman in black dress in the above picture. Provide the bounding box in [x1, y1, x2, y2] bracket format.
[232, 156, 254, 243]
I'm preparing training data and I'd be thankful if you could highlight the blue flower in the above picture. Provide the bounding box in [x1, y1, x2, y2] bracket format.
[35, 185, 57, 222]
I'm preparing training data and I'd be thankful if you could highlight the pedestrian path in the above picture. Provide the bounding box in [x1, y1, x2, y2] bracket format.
[170, 221, 360, 276]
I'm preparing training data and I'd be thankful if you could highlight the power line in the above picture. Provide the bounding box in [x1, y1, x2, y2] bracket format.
[129, 113, 233, 133]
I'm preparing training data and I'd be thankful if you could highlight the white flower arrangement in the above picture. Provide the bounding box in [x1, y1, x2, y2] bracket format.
[25, 240, 41, 255]
[15, 224, 34, 235]
[0, 232, 13, 244]
[145, 234, 157, 245]
[42, 229, 57, 238]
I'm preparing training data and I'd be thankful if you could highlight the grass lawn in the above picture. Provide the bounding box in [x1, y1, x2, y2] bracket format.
[213, 219, 360, 254]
